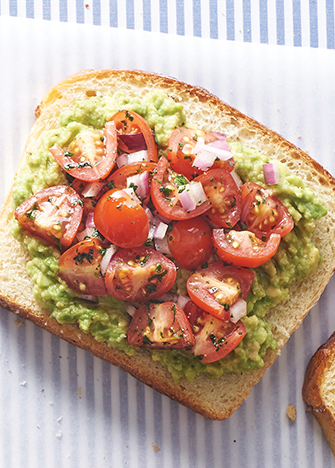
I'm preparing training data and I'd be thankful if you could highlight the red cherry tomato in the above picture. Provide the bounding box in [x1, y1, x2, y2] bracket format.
[240, 182, 294, 240]
[14, 185, 83, 248]
[195, 169, 242, 228]
[184, 301, 246, 363]
[167, 127, 234, 179]
[50, 121, 118, 182]
[94, 189, 149, 248]
[128, 302, 194, 349]
[213, 229, 281, 268]
[105, 247, 177, 302]
[104, 162, 157, 203]
[59, 238, 107, 296]
[186, 263, 255, 320]
[167, 217, 213, 270]
[110, 110, 158, 161]
[150, 157, 211, 221]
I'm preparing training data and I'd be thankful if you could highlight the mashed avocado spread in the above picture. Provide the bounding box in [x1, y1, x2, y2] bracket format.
[11, 90, 327, 383]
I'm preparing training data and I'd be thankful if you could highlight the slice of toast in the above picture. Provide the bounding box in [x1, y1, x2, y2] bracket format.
[0, 69, 335, 420]
[303, 333, 335, 455]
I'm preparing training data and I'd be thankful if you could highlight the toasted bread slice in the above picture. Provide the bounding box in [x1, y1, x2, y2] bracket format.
[0, 69, 335, 420]
[303, 333, 335, 454]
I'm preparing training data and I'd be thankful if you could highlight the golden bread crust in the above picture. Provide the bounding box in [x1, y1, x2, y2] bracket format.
[0, 69, 335, 420]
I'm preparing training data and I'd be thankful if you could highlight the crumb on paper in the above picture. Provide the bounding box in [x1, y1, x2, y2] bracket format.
[85, 3, 89, 7]
[76, 387, 82, 398]
[57, 417, 63, 423]
[56, 430, 63, 439]
[15, 320, 24, 327]
[20, 380, 27, 386]
[8, 370, 11, 373]
[152, 444, 160, 452]
[286, 404, 297, 421]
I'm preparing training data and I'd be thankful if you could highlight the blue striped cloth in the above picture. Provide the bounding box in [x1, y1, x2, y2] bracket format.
[1, 0, 335, 48]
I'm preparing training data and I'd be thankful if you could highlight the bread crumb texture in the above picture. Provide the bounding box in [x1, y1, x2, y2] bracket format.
[286, 404, 297, 421]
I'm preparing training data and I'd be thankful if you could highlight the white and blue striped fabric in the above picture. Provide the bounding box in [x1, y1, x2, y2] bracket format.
[1, 3, 335, 467]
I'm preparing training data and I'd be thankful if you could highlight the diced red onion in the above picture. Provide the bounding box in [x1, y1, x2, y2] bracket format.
[189, 181, 207, 204]
[159, 292, 179, 303]
[230, 169, 243, 188]
[154, 221, 169, 240]
[178, 182, 207, 212]
[127, 150, 149, 164]
[123, 187, 142, 205]
[177, 295, 191, 310]
[208, 132, 227, 140]
[144, 206, 155, 223]
[76, 226, 96, 242]
[208, 138, 231, 153]
[192, 150, 217, 171]
[86, 211, 95, 228]
[154, 236, 172, 257]
[263, 162, 280, 185]
[127, 171, 149, 200]
[229, 299, 247, 323]
[126, 304, 137, 317]
[118, 132, 147, 152]
[116, 153, 129, 168]
[81, 181, 104, 198]
[100, 244, 118, 276]
[194, 141, 232, 161]
[178, 188, 196, 211]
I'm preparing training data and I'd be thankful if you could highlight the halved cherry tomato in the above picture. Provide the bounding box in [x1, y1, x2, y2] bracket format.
[59, 238, 107, 296]
[110, 110, 158, 161]
[167, 127, 234, 179]
[104, 162, 157, 203]
[213, 229, 281, 268]
[94, 188, 149, 248]
[186, 263, 255, 320]
[240, 182, 294, 240]
[184, 301, 246, 363]
[50, 121, 117, 182]
[150, 157, 211, 221]
[128, 302, 194, 349]
[167, 217, 212, 270]
[14, 185, 83, 248]
[106, 162, 157, 189]
[195, 169, 241, 228]
[105, 247, 177, 302]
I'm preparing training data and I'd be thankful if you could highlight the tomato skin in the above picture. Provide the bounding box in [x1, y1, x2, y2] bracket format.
[50, 122, 118, 182]
[184, 301, 246, 363]
[240, 182, 294, 240]
[59, 238, 107, 296]
[110, 110, 158, 161]
[150, 157, 211, 221]
[186, 262, 255, 320]
[104, 162, 157, 203]
[167, 127, 235, 180]
[167, 217, 213, 270]
[105, 247, 177, 302]
[94, 188, 149, 248]
[213, 229, 281, 268]
[14, 185, 83, 248]
[106, 162, 157, 189]
[195, 169, 242, 228]
[128, 302, 194, 349]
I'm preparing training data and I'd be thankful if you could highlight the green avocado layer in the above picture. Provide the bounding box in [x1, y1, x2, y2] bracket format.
[12, 91, 326, 382]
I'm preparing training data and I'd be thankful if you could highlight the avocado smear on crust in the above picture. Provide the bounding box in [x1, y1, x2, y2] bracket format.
[11, 90, 327, 383]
